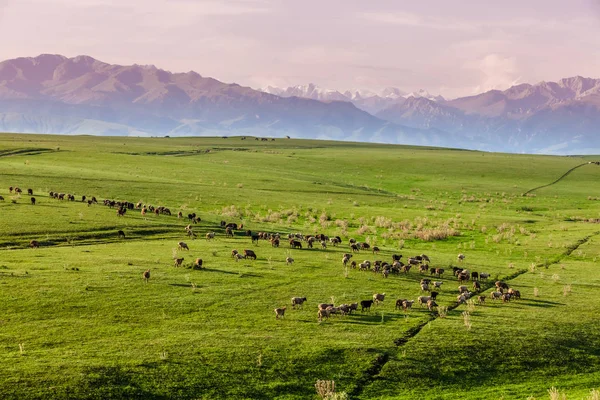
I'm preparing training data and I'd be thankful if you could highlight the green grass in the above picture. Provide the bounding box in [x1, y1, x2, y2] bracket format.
[0, 133, 599, 399]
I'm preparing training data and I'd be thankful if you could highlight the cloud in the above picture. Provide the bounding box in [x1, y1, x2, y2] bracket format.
[467, 54, 521, 93]
[361, 11, 475, 31]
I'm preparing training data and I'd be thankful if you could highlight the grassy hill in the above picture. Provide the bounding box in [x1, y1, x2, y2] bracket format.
[0, 133, 599, 400]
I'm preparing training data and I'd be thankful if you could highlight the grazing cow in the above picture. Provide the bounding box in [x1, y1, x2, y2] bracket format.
[318, 308, 331, 322]
[479, 273, 490, 281]
[392, 254, 402, 262]
[231, 249, 239, 258]
[477, 295, 486, 305]
[427, 299, 438, 311]
[244, 249, 257, 260]
[274, 307, 286, 319]
[271, 238, 280, 247]
[418, 296, 432, 307]
[401, 264, 412, 274]
[508, 288, 521, 300]
[225, 227, 234, 237]
[373, 293, 385, 304]
[360, 242, 370, 250]
[30, 197, 36, 205]
[471, 271, 479, 281]
[174, 257, 184, 267]
[27, 188, 33, 195]
[421, 254, 430, 263]
[382, 269, 389, 278]
[490, 291, 502, 300]
[14, 187, 22, 194]
[495, 281, 509, 291]
[329, 237, 340, 246]
[458, 273, 469, 284]
[361, 299, 374, 312]
[285, 257, 294, 265]
[193, 258, 203, 270]
[419, 264, 429, 274]
[408, 257, 420, 266]
[234, 253, 245, 262]
[142, 269, 150, 283]
[342, 255, 350, 266]
[9, 186, 13, 193]
[350, 261, 357, 269]
[29, 240, 39, 248]
[395, 299, 407, 310]
[320, 240, 327, 249]
[502, 293, 512, 302]
[290, 240, 302, 249]
[205, 232, 215, 240]
[420, 282, 430, 292]
[318, 303, 334, 311]
[178, 242, 189, 251]
[458, 285, 469, 294]
[291, 297, 307, 309]
[402, 300, 415, 311]
[117, 230, 125, 239]
[473, 281, 481, 292]
[433, 281, 443, 290]
[251, 233, 259, 243]
[0, 196, 4, 201]
[457, 253, 466, 262]
[430, 291, 439, 300]
[350, 243, 359, 252]
[456, 294, 467, 304]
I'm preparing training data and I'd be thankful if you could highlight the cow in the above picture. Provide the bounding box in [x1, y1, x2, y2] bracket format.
[117, 230, 126, 239]
[360, 299, 374, 312]
[178, 242, 189, 251]
[205, 232, 215, 240]
[373, 293, 385, 304]
[174, 257, 184, 267]
[291, 297, 307, 309]
[27, 188, 33, 195]
[30, 197, 36, 205]
[193, 258, 203, 270]
[244, 249, 257, 260]
[29, 240, 39, 248]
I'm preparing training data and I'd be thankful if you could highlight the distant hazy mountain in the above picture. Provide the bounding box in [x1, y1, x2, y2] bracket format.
[1, 54, 599, 153]
[374, 76, 600, 154]
[261, 83, 444, 114]
[0, 54, 452, 147]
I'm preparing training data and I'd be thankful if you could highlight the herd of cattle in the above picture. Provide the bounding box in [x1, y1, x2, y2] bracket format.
[7, 185, 522, 323]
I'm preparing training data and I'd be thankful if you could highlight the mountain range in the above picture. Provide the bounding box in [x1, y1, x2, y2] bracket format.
[0, 54, 598, 154]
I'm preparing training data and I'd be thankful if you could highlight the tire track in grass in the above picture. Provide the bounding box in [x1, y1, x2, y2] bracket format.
[350, 231, 599, 398]
[523, 162, 599, 196]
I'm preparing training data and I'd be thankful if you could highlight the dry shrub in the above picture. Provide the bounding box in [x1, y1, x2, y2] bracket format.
[586, 389, 599, 400]
[534, 287, 539, 297]
[462, 311, 472, 330]
[374, 216, 392, 228]
[221, 205, 240, 218]
[413, 228, 460, 242]
[437, 306, 448, 318]
[563, 284, 572, 297]
[548, 387, 566, 400]
[357, 225, 374, 235]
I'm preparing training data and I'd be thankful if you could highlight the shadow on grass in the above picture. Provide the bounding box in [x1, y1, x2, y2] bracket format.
[521, 298, 565, 307]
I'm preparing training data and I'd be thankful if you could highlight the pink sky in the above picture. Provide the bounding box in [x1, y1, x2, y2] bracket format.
[1, 0, 600, 98]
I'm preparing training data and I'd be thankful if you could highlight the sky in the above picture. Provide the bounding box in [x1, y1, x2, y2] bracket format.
[1, 0, 600, 98]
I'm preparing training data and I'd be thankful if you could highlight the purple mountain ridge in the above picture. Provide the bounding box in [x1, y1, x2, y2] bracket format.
[0, 54, 598, 154]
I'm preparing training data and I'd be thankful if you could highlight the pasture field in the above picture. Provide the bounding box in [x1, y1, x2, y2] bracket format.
[0, 133, 599, 400]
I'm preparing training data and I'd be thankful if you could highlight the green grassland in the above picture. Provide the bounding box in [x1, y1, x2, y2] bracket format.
[0, 133, 599, 400]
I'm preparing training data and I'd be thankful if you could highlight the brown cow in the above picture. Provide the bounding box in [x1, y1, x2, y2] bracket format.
[244, 249, 257, 260]
[174, 257, 184, 267]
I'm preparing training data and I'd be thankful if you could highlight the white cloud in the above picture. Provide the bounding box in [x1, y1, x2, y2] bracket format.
[467, 54, 521, 94]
